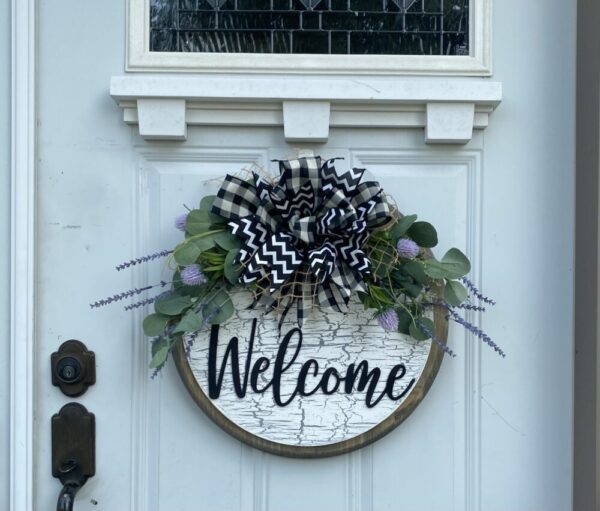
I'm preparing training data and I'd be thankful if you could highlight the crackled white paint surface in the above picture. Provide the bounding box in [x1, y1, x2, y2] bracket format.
[188, 293, 431, 446]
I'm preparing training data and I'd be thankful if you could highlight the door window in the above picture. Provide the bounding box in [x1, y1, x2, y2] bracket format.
[149, 0, 469, 56]
[128, 0, 490, 74]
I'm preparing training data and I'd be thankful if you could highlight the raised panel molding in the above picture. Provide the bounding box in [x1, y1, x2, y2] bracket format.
[130, 145, 482, 510]
[132, 148, 270, 511]
[110, 76, 502, 145]
[352, 150, 482, 510]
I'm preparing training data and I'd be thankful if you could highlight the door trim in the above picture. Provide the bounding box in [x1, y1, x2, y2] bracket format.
[9, 0, 36, 508]
[127, 0, 492, 76]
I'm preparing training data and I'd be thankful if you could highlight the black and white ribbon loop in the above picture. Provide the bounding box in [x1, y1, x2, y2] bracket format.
[212, 156, 392, 326]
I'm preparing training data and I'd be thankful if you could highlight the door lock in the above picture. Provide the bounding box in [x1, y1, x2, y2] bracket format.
[51, 340, 95, 397]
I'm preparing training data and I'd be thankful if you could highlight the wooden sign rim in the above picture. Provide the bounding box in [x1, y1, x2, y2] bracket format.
[173, 304, 448, 458]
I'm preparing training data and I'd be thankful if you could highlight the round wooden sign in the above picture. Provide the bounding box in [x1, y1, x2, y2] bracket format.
[174, 292, 447, 457]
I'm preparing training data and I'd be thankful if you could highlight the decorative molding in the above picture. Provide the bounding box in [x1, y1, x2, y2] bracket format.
[130, 145, 482, 508]
[345, 449, 373, 511]
[132, 148, 269, 510]
[137, 98, 186, 140]
[10, 0, 36, 508]
[110, 76, 502, 145]
[426, 103, 476, 144]
[130, 160, 162, 511]
[283, 101, 330, 143]
[241, 447, 269, 511]
[351, 150, 482, 510]
[126, 0, 492, 76]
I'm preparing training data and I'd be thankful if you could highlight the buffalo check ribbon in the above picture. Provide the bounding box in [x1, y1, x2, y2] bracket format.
[212, 156, 391, 326]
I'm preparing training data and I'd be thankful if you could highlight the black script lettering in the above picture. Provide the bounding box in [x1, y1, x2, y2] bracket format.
[208, 321, 416, 408]
[297, 359, 321, 397]
[385, 365, 416, 401]
[208, 319, 258, 399]
[344, 361, 386, 408]
[250, 357, 271, 394]
[272, 328, 303, 406]
[319, 367, 342, 395]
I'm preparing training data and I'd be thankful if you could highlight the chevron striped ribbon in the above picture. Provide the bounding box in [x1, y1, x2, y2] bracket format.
[212, 156, 392, 326]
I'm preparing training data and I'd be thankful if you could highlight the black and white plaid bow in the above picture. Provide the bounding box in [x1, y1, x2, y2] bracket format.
[212, 157, 391, 327]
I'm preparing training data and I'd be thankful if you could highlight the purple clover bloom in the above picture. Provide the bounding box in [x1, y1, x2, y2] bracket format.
[396, 238, 420, 259]
[377, 309, 399, 332]
[181, 264, 207, 286]
[175, 212, 188, 232]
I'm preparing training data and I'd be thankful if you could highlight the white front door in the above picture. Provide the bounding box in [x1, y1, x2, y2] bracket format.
[30, 0, 575, 510]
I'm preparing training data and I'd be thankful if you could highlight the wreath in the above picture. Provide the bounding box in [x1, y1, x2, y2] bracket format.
[92, 156, 502, 372]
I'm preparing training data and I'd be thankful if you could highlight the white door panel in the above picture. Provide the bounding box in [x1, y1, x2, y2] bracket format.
[36, 125, 485, 510]
[33, 0, 575, 509]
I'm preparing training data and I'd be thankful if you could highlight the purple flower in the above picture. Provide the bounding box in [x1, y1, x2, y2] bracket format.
[115, 250, 172, 271]
[181, 264, 207, 286]
[446, 309, 505, 357]
[461, 277, 496, 305]
[396, 238, 420, 259]
[175, 212, 188, 232]
[377, 309, 399, 332]
[91, 281, 169, 309]
[90, 285, 153, 308]
[415, 318, 456, 358]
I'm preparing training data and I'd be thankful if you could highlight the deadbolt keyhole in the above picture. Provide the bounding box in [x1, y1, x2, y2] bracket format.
[51, 340, 95, 397]
[56, 356, 83, 384]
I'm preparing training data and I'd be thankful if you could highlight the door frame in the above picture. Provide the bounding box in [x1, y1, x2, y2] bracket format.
[8, 0, 590, 509]
[9, 0, 36, 509]
[574, 0, 600, 509]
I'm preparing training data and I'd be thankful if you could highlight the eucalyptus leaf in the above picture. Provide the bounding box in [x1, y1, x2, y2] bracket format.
[444, 279, 468, 306]
[203, 289, 234, 324]
[422, 259, 451, 279]
[186, 210, 213, 235]
[199, 195, 217, 211]
[143, 313, 170, 337]
[390, 214, 418, 240]
[199, 195, 227, 224]
[215, 231, 243, 251]
[357, 291, 375, 310]
[151, 336, 167, 357]
[172, 271, 182, 289]
[402, 282, 423, 299]
[194, 234, 217, 252]
[407, 221, 438, 248]
[224, 249, 243, 285]
[409, 317, 435, 341]
[422, 250, 471, 280]
[149, 344, 169, 369]
[440, 248, 471, 278]
[403, 260, 428, 285]
[173, 241, 202, 266]
[397, 310, 412, 335]
[155, 293, 193, 316]
[369, 285, 394, 306]
[173, 309, 204, 334]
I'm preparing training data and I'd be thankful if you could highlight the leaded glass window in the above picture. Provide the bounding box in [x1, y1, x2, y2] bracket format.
[150, 0, 469, 56]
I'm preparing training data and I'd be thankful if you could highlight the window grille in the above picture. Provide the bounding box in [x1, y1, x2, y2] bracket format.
[150, 0, 469, 56]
